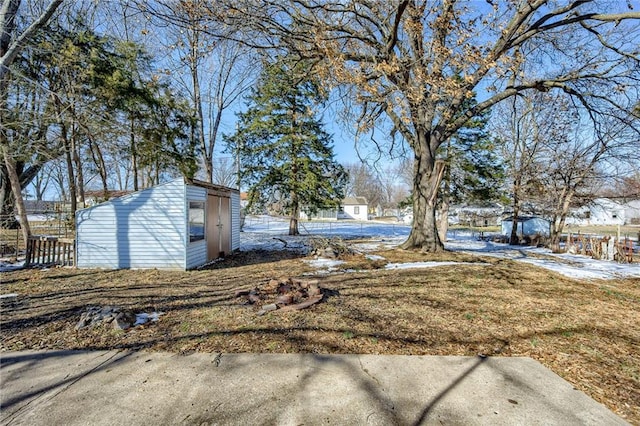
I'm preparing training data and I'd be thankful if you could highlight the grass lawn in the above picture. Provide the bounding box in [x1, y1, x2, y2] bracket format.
[1, 248, 638, 423]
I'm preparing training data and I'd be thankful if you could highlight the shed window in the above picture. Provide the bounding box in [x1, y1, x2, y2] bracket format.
[189, 201, 205, 242]
[354, 206, 360, 215]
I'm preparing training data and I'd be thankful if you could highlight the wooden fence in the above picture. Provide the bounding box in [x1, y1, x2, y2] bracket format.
[25, 235, 75, 267]
[565, 234, 635, 263]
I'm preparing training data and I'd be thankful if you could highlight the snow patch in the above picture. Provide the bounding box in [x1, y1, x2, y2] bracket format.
[304, 258, 345, 270]
[385, 261, 487, 270]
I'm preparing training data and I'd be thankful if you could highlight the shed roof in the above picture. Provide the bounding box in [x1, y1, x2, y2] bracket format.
[187, 178, 239, 194]
[502, 216, 548, 222]
[343, 196, 368, 205]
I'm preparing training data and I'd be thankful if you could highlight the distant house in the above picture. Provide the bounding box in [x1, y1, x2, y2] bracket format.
[338, 197, 369, 221]
[501, 216, 550, 237]
[300, 196, 369, 221]
[566, 198, 627, 226]
[76, 178, 240, 270]
[23, 200, 61, 214]
[624, 200, 640, 225]
[450, 202, 503, 227]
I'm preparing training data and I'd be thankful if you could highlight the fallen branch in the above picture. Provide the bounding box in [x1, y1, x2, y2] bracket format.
[273, 237, 288, 248]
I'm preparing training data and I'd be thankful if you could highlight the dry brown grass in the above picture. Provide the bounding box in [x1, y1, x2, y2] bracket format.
[1, 248, 638, 423]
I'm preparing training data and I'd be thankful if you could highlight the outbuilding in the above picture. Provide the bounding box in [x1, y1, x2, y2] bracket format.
[501, 216, 551, 238]
[338, 197, 369, 221]
[76, 178, 240, 270]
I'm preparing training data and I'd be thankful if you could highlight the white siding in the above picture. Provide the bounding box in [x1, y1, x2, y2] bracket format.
[502, 217, 550, 237]
[340, 204, 368, 221]
[76, 179, 187, 269]
[185, 185, 208, 269]
[231, 191, 240, 251]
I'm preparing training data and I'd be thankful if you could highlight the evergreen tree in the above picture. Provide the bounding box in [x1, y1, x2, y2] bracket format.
[441, 107, 506, 206]
[225, 57, 346, 235]
[437, 104, 505, 237]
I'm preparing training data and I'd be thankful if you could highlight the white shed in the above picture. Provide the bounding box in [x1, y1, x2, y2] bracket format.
[501, 216, 550, 237]
[339, 197, 369, 221]
[76, 178, 240, 270]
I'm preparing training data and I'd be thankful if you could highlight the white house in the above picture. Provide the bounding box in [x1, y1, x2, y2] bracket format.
[338, 197, 369, 221]
[566, 198, 627, 226]
[76, 178, 240, 270]
[501, 216, 551, 237]
[450, 202, 503, 227]
[300, 197, 369, 221]
[623, 199, 640, 225]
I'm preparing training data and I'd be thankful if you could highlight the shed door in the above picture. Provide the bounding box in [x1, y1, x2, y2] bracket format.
[207, 195, 231, 260]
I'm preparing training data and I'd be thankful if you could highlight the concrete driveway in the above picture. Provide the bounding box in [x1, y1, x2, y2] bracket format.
[0, 350, 628, 425]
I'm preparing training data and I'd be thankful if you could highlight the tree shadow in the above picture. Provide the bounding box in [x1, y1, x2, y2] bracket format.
[1, 350, 134, 421]
[201, 249, 307, 270]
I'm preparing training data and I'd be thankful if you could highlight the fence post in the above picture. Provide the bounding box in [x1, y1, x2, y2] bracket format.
[25, 237, 32, 267]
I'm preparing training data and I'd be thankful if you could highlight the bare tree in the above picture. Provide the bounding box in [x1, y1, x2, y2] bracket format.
[0, 0, 62, 243]
[378, 164, 410, 210]
[493, 90, 639, 247]
[343, 162, 383, 208]
[213, 1, 640, 252]
[135, 1, 257, 183]
[541, 114, 640, 247]
[494, 93, 564, 244]
[211, 156, 237, 188]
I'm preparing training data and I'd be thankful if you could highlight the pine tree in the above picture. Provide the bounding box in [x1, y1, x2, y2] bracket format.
[225, 57, 346, 235]
[437, 97, 505, 238]
[441, 108, 506, 206]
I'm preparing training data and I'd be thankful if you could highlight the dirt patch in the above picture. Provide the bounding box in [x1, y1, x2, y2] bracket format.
[1, 248, 638, 423]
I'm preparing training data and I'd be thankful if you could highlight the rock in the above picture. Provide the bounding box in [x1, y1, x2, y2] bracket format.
[113, 311, 136, 330]
[257, 303, 278, 316]
[0, 293, 18, 304]
[101, 306, 114, 315]
[75, 317, 88, 331]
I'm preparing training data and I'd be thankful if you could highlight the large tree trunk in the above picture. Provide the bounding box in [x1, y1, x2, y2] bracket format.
[189, 28, 208, 182]
[0, 163, 17, 227]
[0, 160, 43, 227]
[288, 186, 299, 235]
[288, 215, 299, 236]
[72, 125, 85, 208]
[87, 136, 109, 199]
[438, 143, 451, 243]
[509, 178, 521, 245]
[130, 118, 138, 191]
[438, 197, 449, 243]
[2, 145, 30, 244]
[550, 188, 575, 250]
[400, 134, 445, 252]
[61, 128, 77, 214]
